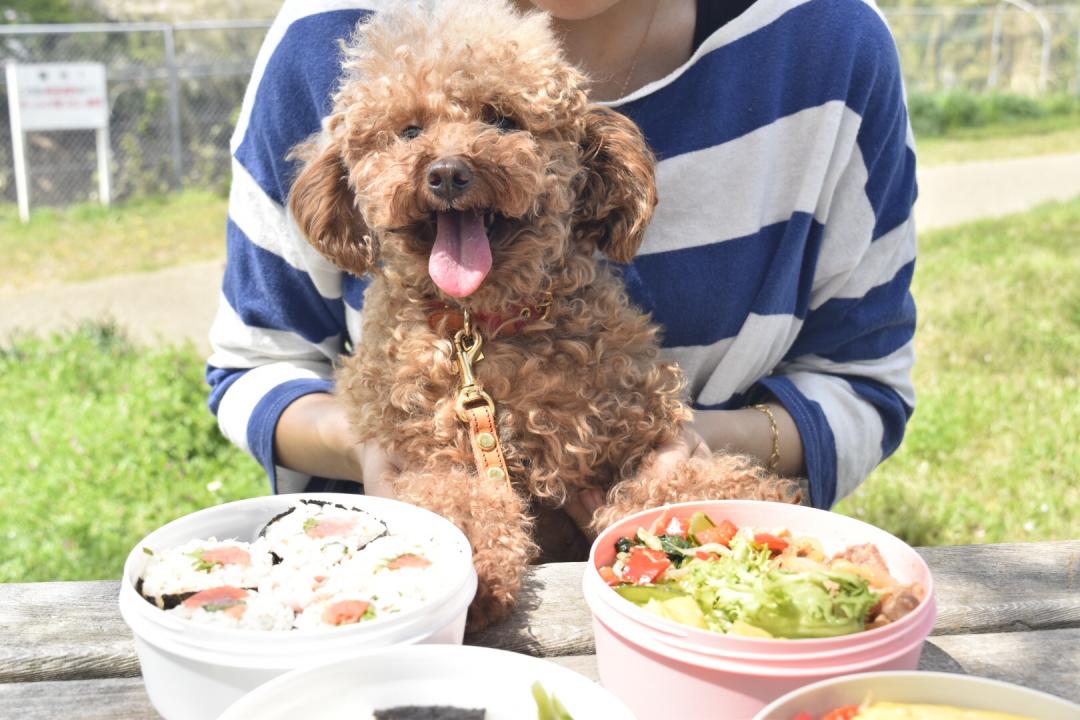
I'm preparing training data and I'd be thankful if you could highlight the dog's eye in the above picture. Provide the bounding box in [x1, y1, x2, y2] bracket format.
[401, 125, 423, 140]
[482, 108, 518, 133]
[490, 115, 518, 133]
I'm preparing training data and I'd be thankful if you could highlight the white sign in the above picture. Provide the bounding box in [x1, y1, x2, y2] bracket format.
[5, 61, 111, 222]
[7, 61, 108, 131]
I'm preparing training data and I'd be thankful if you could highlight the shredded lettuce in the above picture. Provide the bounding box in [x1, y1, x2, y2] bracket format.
[673, 534, 879, 638]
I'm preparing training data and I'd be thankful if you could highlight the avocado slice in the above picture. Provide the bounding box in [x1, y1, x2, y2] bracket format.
[661, 595, 708, 629]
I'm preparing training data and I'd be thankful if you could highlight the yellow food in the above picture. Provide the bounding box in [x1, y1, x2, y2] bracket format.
[855, 702, 1035, 720]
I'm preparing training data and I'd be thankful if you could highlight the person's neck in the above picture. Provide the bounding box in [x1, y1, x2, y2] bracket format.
[516, 0, 696, 102]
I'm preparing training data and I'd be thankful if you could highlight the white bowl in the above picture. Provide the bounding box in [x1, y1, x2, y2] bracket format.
[118, 493, 476, 720]
[218, 644, 635, 719]
[752, 671, 1080, 719]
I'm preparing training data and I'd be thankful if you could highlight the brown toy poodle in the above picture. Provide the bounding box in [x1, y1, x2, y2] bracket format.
[287, 0, 802, 630]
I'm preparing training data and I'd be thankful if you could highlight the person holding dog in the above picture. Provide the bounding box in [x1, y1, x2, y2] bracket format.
[208, 0, 916, 534]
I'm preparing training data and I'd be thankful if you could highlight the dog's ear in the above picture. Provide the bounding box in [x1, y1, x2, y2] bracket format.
[288, 139, 374, 277]
[574, 105, 658, 263]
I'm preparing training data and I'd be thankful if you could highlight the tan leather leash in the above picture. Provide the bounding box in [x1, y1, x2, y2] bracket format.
[452, 310, 513, 490]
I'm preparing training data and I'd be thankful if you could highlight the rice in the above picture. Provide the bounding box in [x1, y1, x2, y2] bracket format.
[257, 563, 331, 613]
[293, 591, 379, 630]
[139, 501, 456, 631]
[168, 587, 295, 631]
[139, 538, 274, 609]
[261, 499, 387, 572]
[316, 535, 453, 617]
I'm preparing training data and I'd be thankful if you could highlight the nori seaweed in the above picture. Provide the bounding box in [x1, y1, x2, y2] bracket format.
[373, 708, 485, 719]
[258, 499, 388, 550]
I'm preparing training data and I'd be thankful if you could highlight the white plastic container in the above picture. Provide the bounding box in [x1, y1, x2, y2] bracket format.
[753, 670, 1080, 719]
[219, 644, 636, 719]
[118, 494, 476, 720]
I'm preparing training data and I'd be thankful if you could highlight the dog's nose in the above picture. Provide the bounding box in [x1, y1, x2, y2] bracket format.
[426, 157, 473, 200]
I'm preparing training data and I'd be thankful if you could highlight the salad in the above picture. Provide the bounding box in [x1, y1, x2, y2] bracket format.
[598, 509, 925, 639]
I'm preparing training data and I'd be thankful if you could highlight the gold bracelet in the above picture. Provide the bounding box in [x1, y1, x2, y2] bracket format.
[751, 403, 781, 473]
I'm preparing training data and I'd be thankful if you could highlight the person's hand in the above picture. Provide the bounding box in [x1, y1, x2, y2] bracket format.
[274, 394, 411, 492]
[649, 422, 711, 477]
[563, 487, 606, 536]
[353, 439, 404, 499]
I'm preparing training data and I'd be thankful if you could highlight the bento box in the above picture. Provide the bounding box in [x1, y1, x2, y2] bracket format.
[582, 500, 937, 719]
[118, 493, 476, 720]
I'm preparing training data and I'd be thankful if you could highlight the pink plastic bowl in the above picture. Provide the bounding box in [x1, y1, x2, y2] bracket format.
[582, 500, 936, 720]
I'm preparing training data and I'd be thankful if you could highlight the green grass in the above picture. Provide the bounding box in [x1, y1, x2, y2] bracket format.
[0, 324, 265, 583]
[1, 199, 1078, 582]
[918, 116, 1080, 167]
[835, 196, 1080, 546]
[908, 90, 1080, 138]
[0, 191, 227, 292]
[908, 90, 1080, 166]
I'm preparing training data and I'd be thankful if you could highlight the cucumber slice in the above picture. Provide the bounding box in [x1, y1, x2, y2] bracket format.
[615, 584, 687, 604]
[687, 511, 715, 543]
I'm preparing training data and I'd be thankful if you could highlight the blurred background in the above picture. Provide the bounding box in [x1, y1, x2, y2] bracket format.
[0, 0, 1077, 584]
[1, 0, 1079, 209]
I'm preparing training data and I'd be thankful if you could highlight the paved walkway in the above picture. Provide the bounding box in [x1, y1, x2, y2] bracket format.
[3, 152, 1080, 355]
[1, 260, 225, 354]
[915, 152, 1080, 231]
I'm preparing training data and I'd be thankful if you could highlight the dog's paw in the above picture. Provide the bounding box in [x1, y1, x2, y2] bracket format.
[593, 453, 808, 529]
[768, 476, 805, 505]
[464, 580, 516, 633]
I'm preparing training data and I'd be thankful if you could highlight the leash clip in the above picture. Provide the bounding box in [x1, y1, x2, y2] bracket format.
[453, 311, 494, 422]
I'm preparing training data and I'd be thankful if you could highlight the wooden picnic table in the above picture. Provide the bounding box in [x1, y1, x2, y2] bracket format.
[1, 541, 1077, 719]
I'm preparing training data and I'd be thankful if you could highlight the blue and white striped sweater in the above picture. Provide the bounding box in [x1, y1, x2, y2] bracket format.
[208, 0, 917, 507]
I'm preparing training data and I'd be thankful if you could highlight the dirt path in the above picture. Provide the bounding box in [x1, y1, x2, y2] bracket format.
[3, 152, 1080, 355]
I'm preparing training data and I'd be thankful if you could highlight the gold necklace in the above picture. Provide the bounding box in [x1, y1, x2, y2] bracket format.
[619, 0, 661, 98]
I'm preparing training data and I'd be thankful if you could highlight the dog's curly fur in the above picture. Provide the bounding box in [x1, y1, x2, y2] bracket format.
[287, 0, 801, 630]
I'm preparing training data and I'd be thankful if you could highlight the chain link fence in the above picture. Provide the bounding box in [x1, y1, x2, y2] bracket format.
[886, 3, 1080, 94]
[0, 19, 270, 207]
[1, 5, 1079, 209]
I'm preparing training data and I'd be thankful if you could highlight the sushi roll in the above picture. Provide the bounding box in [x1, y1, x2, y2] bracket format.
[138, 538, 274, 609]
[168, 586, 295, 630]
[319, 535, 447, 617]
[292, 592, 378, 630]
[256, 563, 332, 613]
[260, 499, 387, 571]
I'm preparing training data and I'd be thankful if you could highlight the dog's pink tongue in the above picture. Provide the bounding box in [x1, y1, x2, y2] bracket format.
[429, 210, 492, 298]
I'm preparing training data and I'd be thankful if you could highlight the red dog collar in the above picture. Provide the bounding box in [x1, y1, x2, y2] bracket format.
[426, 294, 552, 338]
